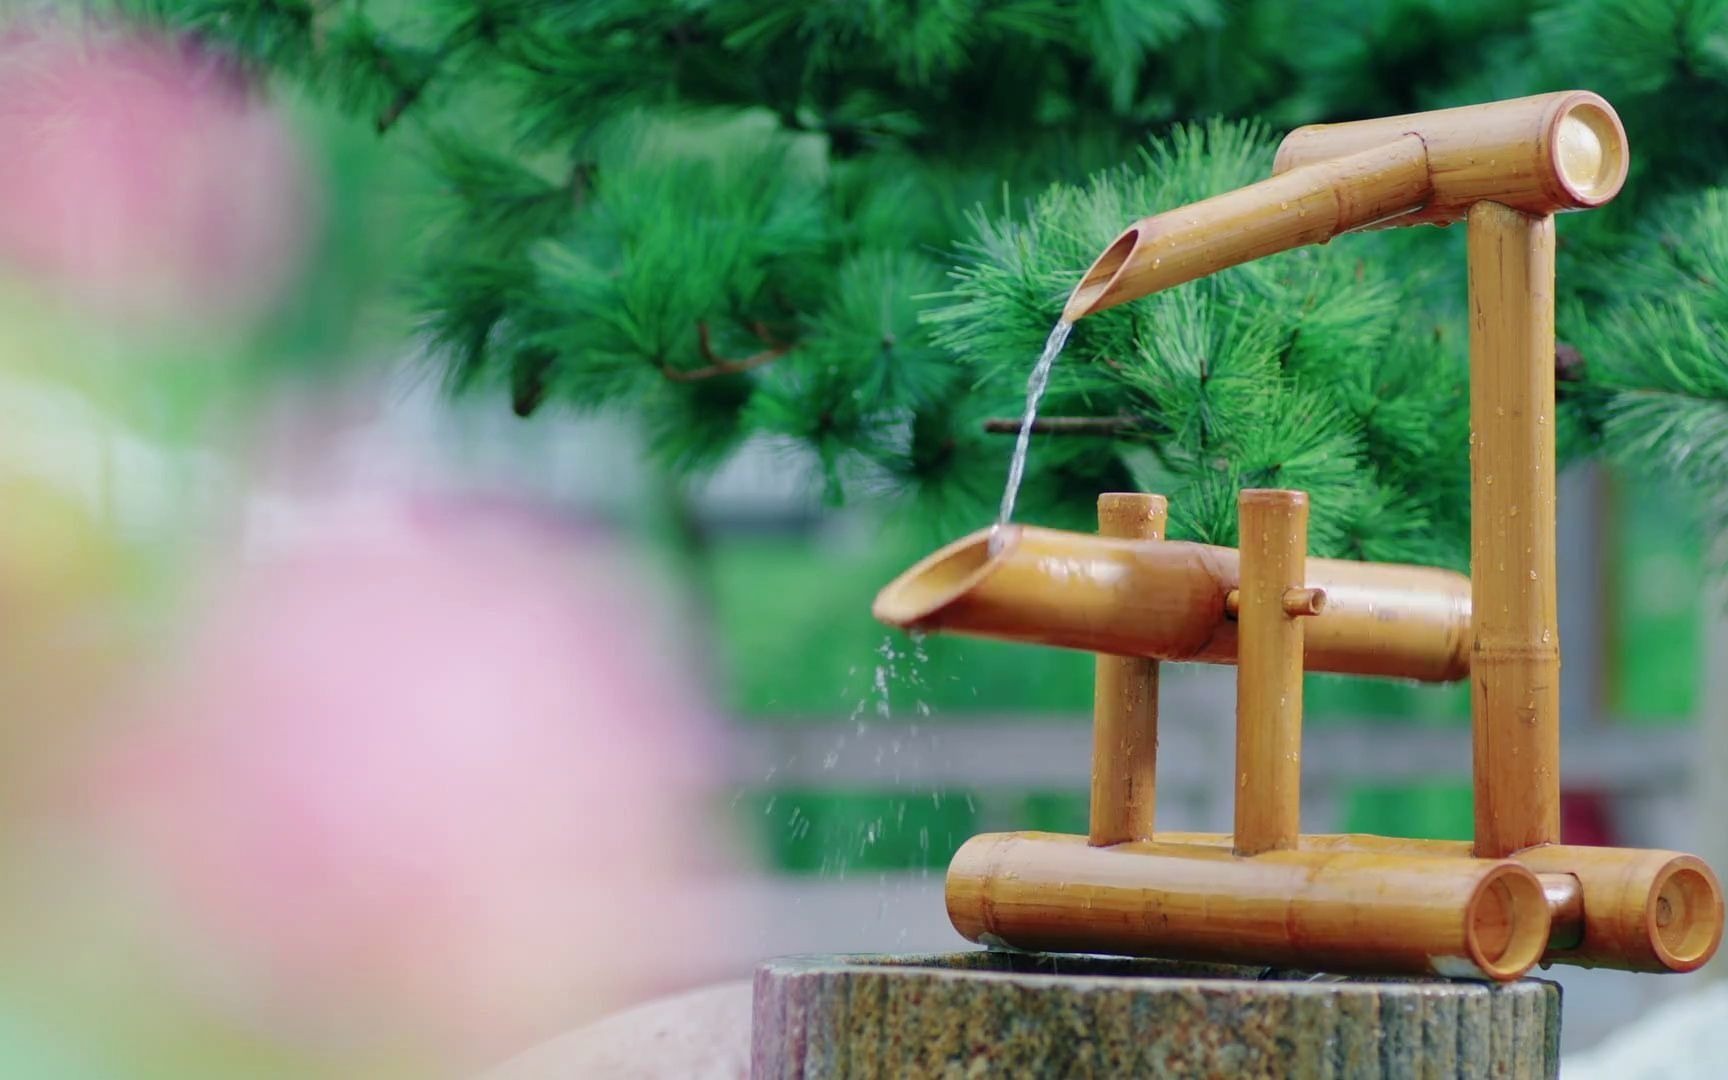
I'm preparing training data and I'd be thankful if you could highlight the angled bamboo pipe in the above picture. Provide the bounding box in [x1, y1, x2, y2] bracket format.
[947, 832, 1550, 981]
[1063, 135, 1430, 320]
[873, 524, 1471, 682]
[1065, 92, 1626, 321]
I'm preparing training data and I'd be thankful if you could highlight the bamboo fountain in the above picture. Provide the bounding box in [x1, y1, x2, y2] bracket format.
[753, 92, 1723, 1078]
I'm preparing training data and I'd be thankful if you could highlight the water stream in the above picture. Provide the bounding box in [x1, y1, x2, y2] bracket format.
[991, 319, 1073, 551]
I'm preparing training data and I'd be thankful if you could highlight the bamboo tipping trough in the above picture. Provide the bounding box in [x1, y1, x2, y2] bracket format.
[875, 92, 1724, 981]
[873, 526, 1473, 682]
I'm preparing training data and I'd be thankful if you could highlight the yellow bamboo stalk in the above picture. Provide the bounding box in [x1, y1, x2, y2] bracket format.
[1514, 844, 1722, 972]
[1234, 490, 1315, 856]
[872, 525, 1472, 682]
[1273, 91, 1628, 227]
[1468, 202, 1561, 858]
[1090, 493, 1168, 846]
[1152, 833, 1723, 972]
[1062, 135, 1432, 320]
[946, 832, 1550, 981]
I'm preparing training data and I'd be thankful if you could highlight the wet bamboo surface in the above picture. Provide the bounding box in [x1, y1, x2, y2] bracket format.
[1154, 832, 1723, 972]
[1273, 91, 1628, 227]
[1233, 490, 1314, 856]
[946, 832, 1550, 981]
[880, 89, 1721, 985]
[1089, 494, 1166, 846]
[1468, 202, 1561, 858]
[1063, 136, 1430, 320]
[873, 525, 1471, 682]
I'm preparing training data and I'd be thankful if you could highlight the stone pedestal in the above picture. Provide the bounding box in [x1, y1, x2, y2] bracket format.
[753, 952, 1559, 1078]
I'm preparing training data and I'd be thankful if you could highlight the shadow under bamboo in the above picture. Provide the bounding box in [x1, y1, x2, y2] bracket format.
[946, 832, 1550, 981]
[1155, 832, 1724, 973]
[873, 525, 1471, 682]
[1090, 494, 1167, 846]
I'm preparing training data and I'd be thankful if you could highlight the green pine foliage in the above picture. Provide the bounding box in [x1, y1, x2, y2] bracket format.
[1576, 189, 1728, 565]
[107, 0, 1728, 566]
[927, 121, 1471, 562]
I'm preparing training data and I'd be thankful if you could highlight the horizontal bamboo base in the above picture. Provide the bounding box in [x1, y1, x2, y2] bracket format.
[948, 832, 1724, 976]
[948, 832, 1550, 981]
[1161, 831, 1724, 973]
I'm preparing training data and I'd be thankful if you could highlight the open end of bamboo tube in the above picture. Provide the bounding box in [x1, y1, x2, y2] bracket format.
[871, 527, 1005, 628]
[1063, 228, 1140, 322]
[1555, 102, 1627, 204]
[1465, 865, 1550, 980]
[1649, 860, 1723, 970]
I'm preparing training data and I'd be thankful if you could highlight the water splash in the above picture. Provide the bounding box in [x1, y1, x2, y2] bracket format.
[803, 634, 936, 880]
[991, 319, 1073, 552]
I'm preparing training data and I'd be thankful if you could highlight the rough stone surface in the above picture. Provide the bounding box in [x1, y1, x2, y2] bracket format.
[752, 952, 1560, 1078]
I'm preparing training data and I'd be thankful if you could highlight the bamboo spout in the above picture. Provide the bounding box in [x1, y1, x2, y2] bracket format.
[873, 524, 1472, 682]
[1064, 92, 1627, 321]
[1063, 136, 1430, 320]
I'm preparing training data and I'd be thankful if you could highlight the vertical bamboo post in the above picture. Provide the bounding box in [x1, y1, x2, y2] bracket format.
[1468, 202, 1561, 858]
[1234, 489, 1323, 856]
[1090, 493, 1168, 846]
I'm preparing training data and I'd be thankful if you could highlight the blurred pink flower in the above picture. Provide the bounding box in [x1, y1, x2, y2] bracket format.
[95, 499, 734, 1065]
[0, 24, 312, 325]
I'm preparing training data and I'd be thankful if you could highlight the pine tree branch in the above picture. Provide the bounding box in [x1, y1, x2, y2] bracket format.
[663, 322, 790, 382]
[376, 78, 425, 133]
[982, 415, 1147, 435]
[373, 38, 455, 133]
